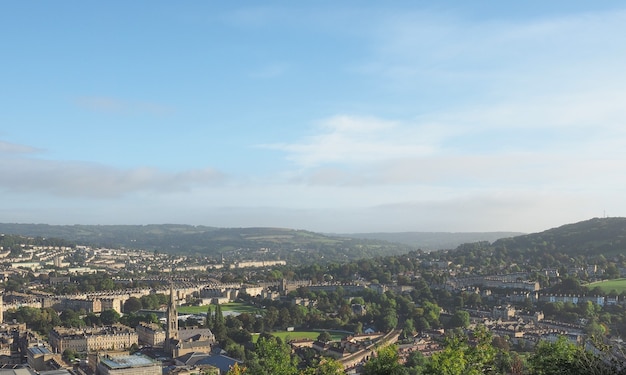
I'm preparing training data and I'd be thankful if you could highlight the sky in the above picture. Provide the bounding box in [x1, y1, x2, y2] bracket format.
[2, 1, 626, 234]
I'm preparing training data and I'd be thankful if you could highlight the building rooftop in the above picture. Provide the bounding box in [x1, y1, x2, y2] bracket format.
[27, 346, 52, 356]
[195, 354, 242, 373]
[99, 354, 158, 369]
[0, 365, 34, 375]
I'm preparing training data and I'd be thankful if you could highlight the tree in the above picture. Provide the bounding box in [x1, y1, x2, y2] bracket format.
[144, 312, 159, 324]
[300, 358, 343, 375]
[100, 309, 120, 325]
[226, 342, 246, 360]
[246, 337, 297, 375]
[362, 345, 407, 375]
[427, 346, 467, 375]
[99, 277, 115, 290]
[425, 326, 495, 375]
[317, 331, 332, 343]
[278, 307, 292, 329]
[466, 325, 496, 374]
[212, 304, 227, 342]
[402, 319, 415, 339]
[422, 301, 441, 328]
[214, 304, 225, 327]
[206, 305, 213, 328]
[528, 336, 580, 375]
[62, 349, 76, 363]
[585, 321, 607, 338]
[83, 313, 101, 327]
[405, 351, 427, 375]
[60, 309, 85, 328]
[491, 336, 510, 352]
[264, 307, 279, 329]
[466, 293, 482, 308]
[526, 336, 619, 375]
[448, 310, 470, 329]
[605, 263, 620, 279]
[7, 306, 62, 335]
[226, 363, 247, 375]
[351, 297, 365, 305]
[124, 297, 142, 313]
[377, 308, 398, 332]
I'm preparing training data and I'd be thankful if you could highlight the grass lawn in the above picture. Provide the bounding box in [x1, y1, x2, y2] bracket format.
[587, 278, 626, 293]
[178, 302, 260, 315]
[251, 331, 346, 343]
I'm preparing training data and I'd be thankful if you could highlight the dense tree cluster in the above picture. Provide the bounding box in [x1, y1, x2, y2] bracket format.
[225, 327, 626, 375]
[122, 294, 169, 313]
[5, 307, 61, 335]
[6, 306, 140, 336]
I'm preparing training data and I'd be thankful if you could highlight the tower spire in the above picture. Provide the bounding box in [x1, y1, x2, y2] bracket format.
[166, 282, 178, 341]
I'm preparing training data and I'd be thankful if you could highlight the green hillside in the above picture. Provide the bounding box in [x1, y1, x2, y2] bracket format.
[4, 218, 624, 265]
[0, 223, 413, 264]
[492, 217, 626, 256]
[339, 231, 523, 251]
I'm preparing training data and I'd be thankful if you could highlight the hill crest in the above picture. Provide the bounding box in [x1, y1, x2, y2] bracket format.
[492, 217, 626, 256]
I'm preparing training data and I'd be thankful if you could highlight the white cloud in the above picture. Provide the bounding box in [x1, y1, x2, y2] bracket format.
[263, 115, 440, 167]
[265, 87, 626, 192]
[0, 158, 226, 198]
[264, 7, 626, 191]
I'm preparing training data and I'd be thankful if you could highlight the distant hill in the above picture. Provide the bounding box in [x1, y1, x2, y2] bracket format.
[338, 232, 523, 251]
[7, 219, 620, 264]
[0, 223, 415, 264]
[492, 217, 626, 256]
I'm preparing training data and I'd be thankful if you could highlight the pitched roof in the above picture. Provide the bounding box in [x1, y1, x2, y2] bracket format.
[195, 355, 243, 373]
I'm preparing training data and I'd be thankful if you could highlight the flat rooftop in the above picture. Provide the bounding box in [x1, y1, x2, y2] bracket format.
[99, 354, 157, 369]
[27, 346, 52, 355]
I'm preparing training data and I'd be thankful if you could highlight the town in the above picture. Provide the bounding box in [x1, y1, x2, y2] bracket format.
[2, 219, 626, 375]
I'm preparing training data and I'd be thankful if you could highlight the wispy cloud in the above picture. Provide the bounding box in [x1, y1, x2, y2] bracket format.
[0, 158, 226, 198]
[75, 96, 174, 116]
[262, 7, 626, 194]
[359, 8, 626, 98]
[265, 87, 626, 189]
[263, 115, 440, 167]
[0, 140, 41, 154]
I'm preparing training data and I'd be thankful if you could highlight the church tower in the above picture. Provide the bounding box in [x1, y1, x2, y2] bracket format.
[166, 284, 178, 341]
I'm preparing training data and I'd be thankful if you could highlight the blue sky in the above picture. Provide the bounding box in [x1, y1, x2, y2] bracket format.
[2, 1, 626, 233]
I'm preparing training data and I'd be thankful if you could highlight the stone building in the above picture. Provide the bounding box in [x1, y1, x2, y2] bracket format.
[136, 323, 166, 347]
[49, 325, 138, 353]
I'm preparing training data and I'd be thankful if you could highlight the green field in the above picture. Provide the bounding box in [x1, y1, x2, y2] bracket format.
[587, 278, 626, 293]
[251, 331, 346, 343]
[178, 302, 260, 315]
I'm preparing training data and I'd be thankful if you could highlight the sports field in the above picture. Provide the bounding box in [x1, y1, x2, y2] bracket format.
[178, 302, 260, 315]
[587, 278, 626, 293]
[251, 331, 346, 343]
